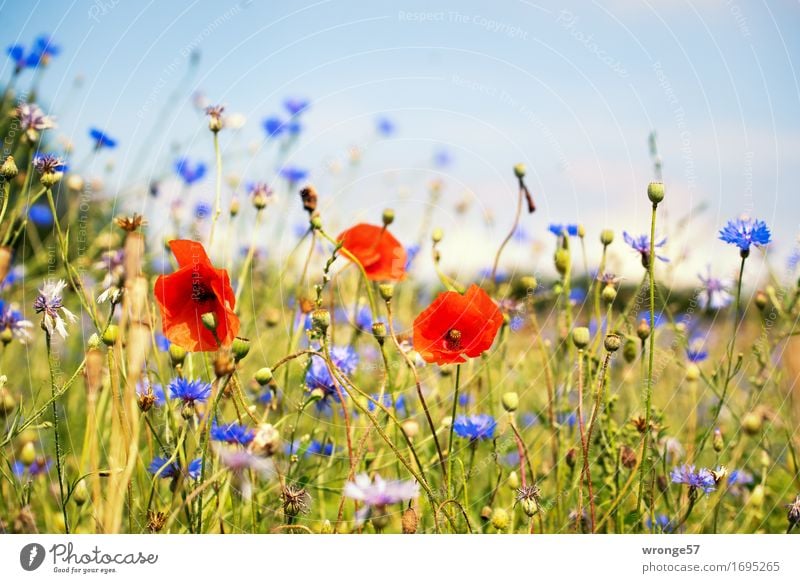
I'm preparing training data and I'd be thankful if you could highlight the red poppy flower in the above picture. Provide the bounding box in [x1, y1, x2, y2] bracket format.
[337, 223, 406, 281]
[154, 239, 239, 352]
[413, 284, 503, 365]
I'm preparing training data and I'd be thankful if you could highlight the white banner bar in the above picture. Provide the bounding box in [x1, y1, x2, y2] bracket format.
[1, 535, 799, 582]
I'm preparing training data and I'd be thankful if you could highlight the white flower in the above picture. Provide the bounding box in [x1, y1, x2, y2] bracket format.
[33, 279, 77, 339]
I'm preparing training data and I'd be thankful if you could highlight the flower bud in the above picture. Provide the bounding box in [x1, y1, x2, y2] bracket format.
[320, 519, 333, 534]
[741, 411, 762, 435]
[20, 442, 36, 466]
[214, 352, 235, 377]
[636, 319, 651, 340]
[480, 506, 492, 522]
[1, 155, 18, 178]
[490, 508, 510, 532]
[507, 471, 520, 490]
[520, 275, 537, 291]
[623, 338, 638, 363]
[601, 284, 617, 304]
[300, 185, 318, 213]
[749, 484, 765, 508]
[0, 328, 12, 345]
[521, 498, 538, 517]
[382, 209, 395, 226]
[254, 367, 273, 386]
[371, 321, 386, 344]
[431, 228, 443, 244]
[101, 324, 119, 346]
[685, 363, 700, 381]
[201, 312, 218, 332]
[67, 174, 84, 192]
[554, 248, 570, 276]
[231, 337, 251, 361]
[501, 391, 519, 412]
[229, 197, 240, 216]
[402, 419, 420, 439]
[754, 290, 768, 311]
[401, 508, 418, 534]
[311, 308, 330, 334]
[572, 327, 590, 349]
[378, 283, 394, 302]
[72, 480, 89, 505]
[169, 344, 187, 367]
[309, 214, 323, 230]
[647, 181, 665, 204]
[600, 229, 614, 246]
[577, 224, 586, 238]
[712, 428, 724, 453]
[604, 333, 621, 352]
[0, 386, 16, 415]
[513, 163, 526, 179]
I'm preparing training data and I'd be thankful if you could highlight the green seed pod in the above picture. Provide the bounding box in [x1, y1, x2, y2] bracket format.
[572, 327, 590, 349]
[507, 471, 520, 490]
[501, 391, 519, 412]
[685, 363, 700, 381]
[623, 338, 638, 363]
[201, 312, 218, 332]
[601, 284, 617, 304]
[169, 344, 187, 367]
[604, 333, 621, 352]
[19, 442, 36, 466]
[254, 367, 273, 386]
[636, 319, 651, 341]
[513, 163, 526, 179]
[554, 248, 570, 275]
[382, 208, 395, 226]
[431, 228, 443, 244]
[378, 283, 394, 302]
[741, 412, 762, 435]
[102, 324, 119, 346]
[647, 181, 665, 204]
[231, 337, 251, 361]
[600, 229, 614, 246]
[72, 480, 89, 505]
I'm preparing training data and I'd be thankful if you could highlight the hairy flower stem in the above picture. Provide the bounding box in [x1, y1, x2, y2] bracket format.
[636, 201, 658, 520]
[446, 364, 461, 497]
[697, 254, 747, 455]
[45, 330, 69, 533]
[576, 349, 595, 532]
[196, 373, 232, 533]
[208, 131, 223, 247]
[234, 208, 263, 305]
[490, 180, 524, 286]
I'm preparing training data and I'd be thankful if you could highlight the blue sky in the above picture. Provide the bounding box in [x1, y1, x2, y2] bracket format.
[3, 0, 799, 285]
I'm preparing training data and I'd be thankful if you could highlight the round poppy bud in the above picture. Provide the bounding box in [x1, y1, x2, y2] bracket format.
[741, 411, 762, 435]
[637, 319, 651, 340]
[382, 208, 395, 226]
[685, 363, 700, 381]
[520, 275, 537, 291]
[490, 508, 510, 532]
[102, 324, 119, 346]
[647, 181, 665, 204]
[169, 344, 187, 367]
[712, 428, 724, 453]
[431, 228, 443, 244]
[0, 328, 13, 345]
[1, 155, 18, 178]
[749, 484, 765, 508]
[623, 338, 638, 363]
[20, 442, 36, 466]
[759, 450, 771, 468]
[501, 391, 519, 412]
[513, 163, 526, 178]
[231, 337, 251, 361]
[507, 471, 520, 490]
[600, 229, 614, 246]
[311, 308, 330, 334]
[480, 506, 492, 522]
[229, 197, 240, 216]
[201, 311, 218, 332]
[577, 224, 586, 238]
[378, 283, 394, 302]
[72, 480, 89, 505]
[0, 386, 15, 415]
[572, 327, 590, 349]
[554, 248, 570, 275]
[371, 321, 386, 344]
[601, 284, 617, 304]
[254, 367, 273, 386]
[310, 214, 323, 230]
[604, 333, 621, 352]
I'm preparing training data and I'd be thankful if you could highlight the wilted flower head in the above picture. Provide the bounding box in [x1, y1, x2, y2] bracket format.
[33, 280, 77, 339]
[697, 267, 733, 310]
[248, 182, 274, 209]
[213, 444, 274, 499]
[17, 103, 55, 140]
[623, 231, 668, 268]
[33, 154, 67, 177]
[718, 217, 771, 255]
[205, 105, 225, 132]
[343, 473, 419, 526]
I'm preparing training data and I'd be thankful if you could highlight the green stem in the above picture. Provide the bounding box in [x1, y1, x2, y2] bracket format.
[447, 364, 461, 496]
[208, 131, 223, 246]
[45, 330, 69, 533]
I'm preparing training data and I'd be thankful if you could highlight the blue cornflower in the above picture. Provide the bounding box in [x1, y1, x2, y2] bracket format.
[263, 116, 286, 138]
[211, 421, 255, 446]
[148, 456, 202, 480]
[548, 223, 579, 237]
[279, 165, 309, 183]
[376, 116, 395, 136]
[509, 314, 525, 332]
[305, 346, 359, 413]
[513, 225, 531, 243]
[521, 412, 539, 428]
[194, 201, 212, 219]
[8, 35, 60, 71]
[557, 411, 577, 430]
[89, 128, 117, 149]
[670, 464, 715, 494]
[623, 231, 668, 268]
[286, 119, 302, 136]
[788, 248, 800, 272]
[169, 378, 212, 405]
[174, 157, 207, 185]
[728, 469, 753, 487]
[13, 457, 52, 478]
[697, 267, 732, 310]
[284, 97, 310, 116]
[405, 244, 421, 270]
[718, 217, 771, 255]
[155, 333, 171, 352]
[686, 337, 708, 363]
[367, 393, 407, 416]
[355, 305, 373, 331]
[0, 300, 33, 343]
[33, 154, 68, 175]
[646, 514, 673, 533]
[569, 287, 587, 304]
[433, 148, 452, 168]
[453, 414, 497, 441]
[307, 440, 335, 457]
